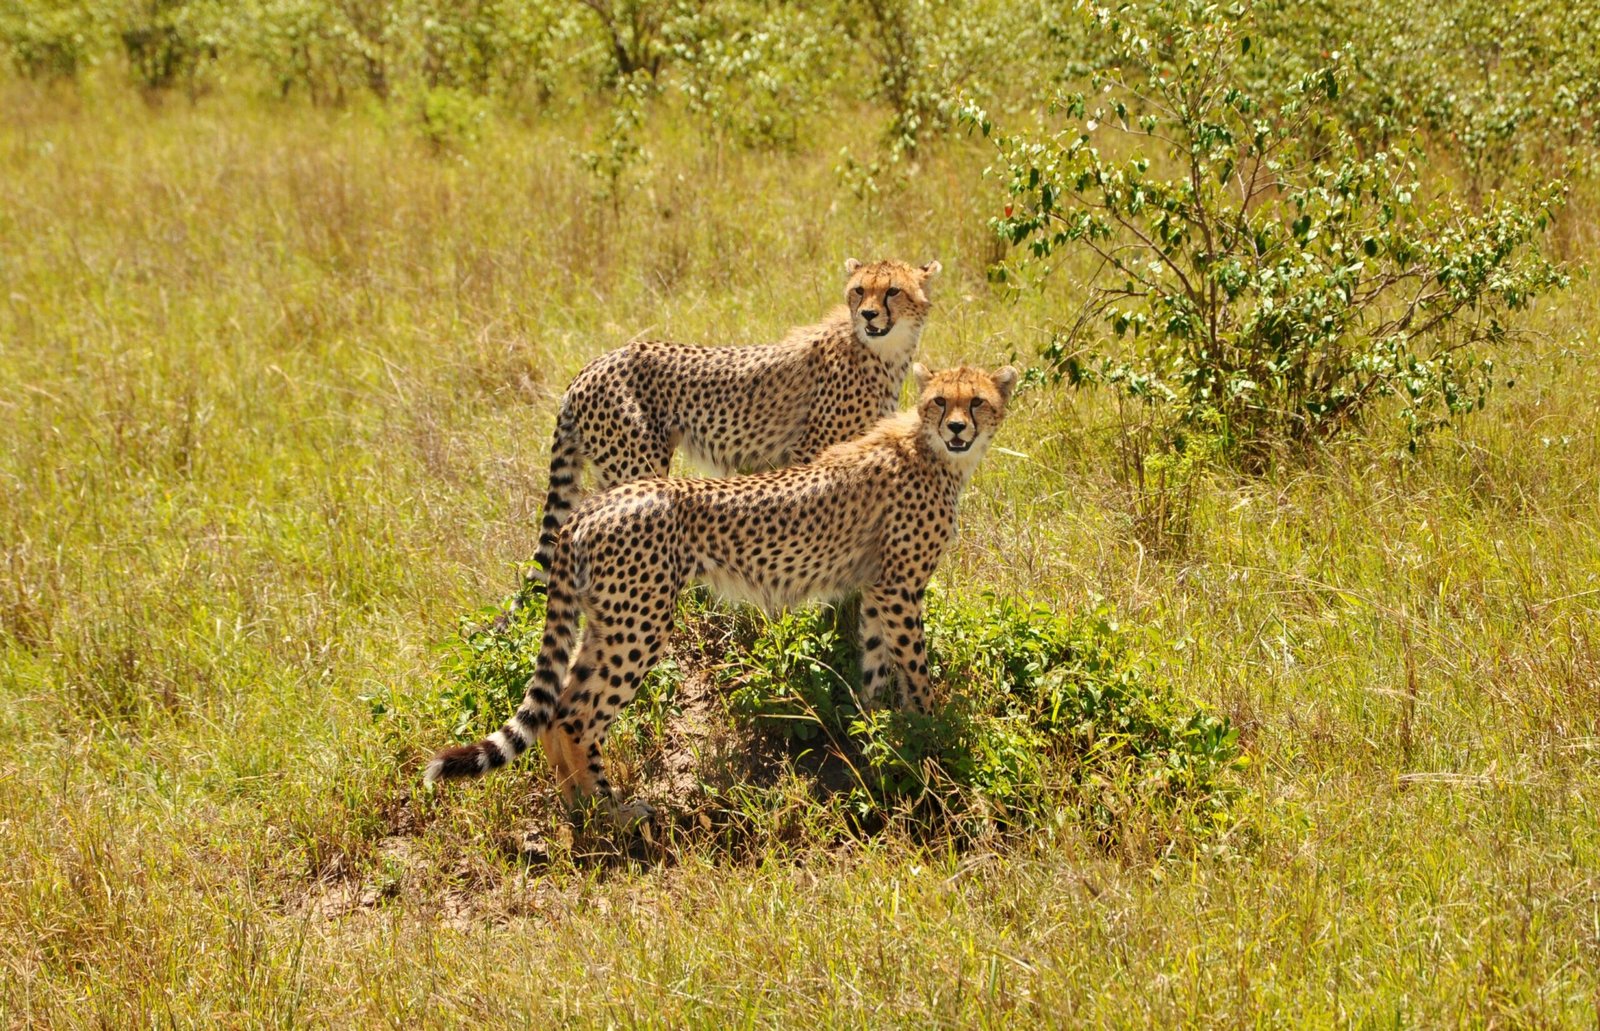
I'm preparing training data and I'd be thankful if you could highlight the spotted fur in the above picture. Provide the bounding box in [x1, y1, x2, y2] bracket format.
[425, 365, 1019, 820]
[519, 258, 942, 595]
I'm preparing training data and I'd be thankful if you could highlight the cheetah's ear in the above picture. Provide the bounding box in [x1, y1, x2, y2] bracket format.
[993, 366, 1020, 404]
[912, 363, 932, 393]
[844, 258, 863, 276]
[920, 260, 942, 280]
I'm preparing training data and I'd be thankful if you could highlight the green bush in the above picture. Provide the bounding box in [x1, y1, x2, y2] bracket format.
[669, 2, 838, 150]
[10, 0, 1598, 193]
[723, 591, 1245, 842]
[0, 0, 103, 79]
[1264, 0, 1600, 196]
[722, 604, 858, 743]
[119, 0, 225, 92]
[574, 71, 651, 210]
[575, 0, 694, 84]
[409, 82, 488, 152]
[414, 0, 562, 99]
[236, 0, 397, 103]
[969, 0, 1570, 459]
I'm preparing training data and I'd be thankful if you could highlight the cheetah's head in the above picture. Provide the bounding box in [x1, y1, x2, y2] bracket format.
[911, 364, 1019, 471]
[843, 258, 940, 356]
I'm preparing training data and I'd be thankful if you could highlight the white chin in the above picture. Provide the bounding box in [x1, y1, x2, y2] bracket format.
[859, 320, 913, 353]
[928, 429, 986, 466]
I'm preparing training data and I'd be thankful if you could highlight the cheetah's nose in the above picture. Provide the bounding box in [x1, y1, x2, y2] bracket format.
[946, 420, 967, 436]
[859, 309, 879, 321]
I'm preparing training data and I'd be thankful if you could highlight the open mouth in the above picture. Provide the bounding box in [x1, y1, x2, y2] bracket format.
[864, 323, 892, 338]
[945, 438, 972, 453]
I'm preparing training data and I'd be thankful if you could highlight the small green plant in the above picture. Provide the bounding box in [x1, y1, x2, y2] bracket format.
[721, 607, 858, 743]
[433, 595, 547, 742]
[433, 593, 683, 747]
[607, 657, 682, 752]
[409, 83, 488, 153]
[864, 592, 1242, 841]
[1113, 400, 1223, 556]
[575, 72, 651, 213]
[833, 147, 890, 211]
[434, 588, 1244, 848]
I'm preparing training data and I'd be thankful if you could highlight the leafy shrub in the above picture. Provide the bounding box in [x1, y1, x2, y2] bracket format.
[1260, 0, 1600, 197]
[969, 0, 1570, 459]
[1112, 404, 1223, 556]
[575, 0, 697, 84]
[668, 2, 837, 150]
[1, 0, 103, 79]
[119, 0, 225, 93]
[829, 0, 1065, 204]
[414, 0, 562, 100]
[239, 0, 396, 104]
[838, 0, 1058, 157]
[722, 604, 857, 743]
[242, 0, 347, 103]
[1390, 3, 1599, 195]
[723, 591, 1245, 843]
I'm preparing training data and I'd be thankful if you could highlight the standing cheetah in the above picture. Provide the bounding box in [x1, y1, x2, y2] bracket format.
[522, 258, 942, 588]
[426, 365, 1019, 820]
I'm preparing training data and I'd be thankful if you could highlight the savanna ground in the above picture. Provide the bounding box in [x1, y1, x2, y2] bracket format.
[3, 2, 1600, 1024]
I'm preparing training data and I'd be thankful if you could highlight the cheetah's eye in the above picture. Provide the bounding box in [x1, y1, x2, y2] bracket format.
[886, 287, 901, 298]
[933, 397, 947, 409]
[970, 397, 985, 411]
[852, 286, 865, 296]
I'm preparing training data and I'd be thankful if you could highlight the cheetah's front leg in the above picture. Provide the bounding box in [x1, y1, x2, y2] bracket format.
[858, 587, 897, 707]
[859, 583, 935, 711]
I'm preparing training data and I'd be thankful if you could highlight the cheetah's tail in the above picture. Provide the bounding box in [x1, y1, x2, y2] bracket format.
[424, 542, 581, 785]
[496, 397, 582, 623]
[529, 397, 583, 583]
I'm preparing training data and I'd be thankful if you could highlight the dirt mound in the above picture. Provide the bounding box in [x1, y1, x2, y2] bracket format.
[609, 633, 862, 825]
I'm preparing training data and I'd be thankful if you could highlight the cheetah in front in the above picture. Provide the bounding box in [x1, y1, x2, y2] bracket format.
[426, 365, 1019, 821]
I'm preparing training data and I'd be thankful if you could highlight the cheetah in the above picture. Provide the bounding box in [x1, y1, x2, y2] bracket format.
[520, 258, 942, 591]
[425, 364, 1019, 820]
